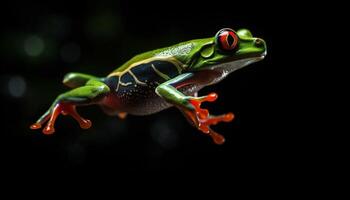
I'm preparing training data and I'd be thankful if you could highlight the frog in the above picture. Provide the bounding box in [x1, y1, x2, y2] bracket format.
[30, 28, 266, 144]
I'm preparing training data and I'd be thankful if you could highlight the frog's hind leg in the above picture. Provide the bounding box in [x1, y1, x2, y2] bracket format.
[30, 79, 110, 134]
[63, 72, 102, 88]
[117, 112, 128, 119]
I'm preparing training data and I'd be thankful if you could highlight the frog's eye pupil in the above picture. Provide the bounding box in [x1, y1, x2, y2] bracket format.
[227, 34, 234, 47]
[216, 28, 239, 52]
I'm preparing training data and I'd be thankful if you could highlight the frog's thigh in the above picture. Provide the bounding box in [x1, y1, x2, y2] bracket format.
[60, 79, 110, 104]
[63, 72, 101, 88]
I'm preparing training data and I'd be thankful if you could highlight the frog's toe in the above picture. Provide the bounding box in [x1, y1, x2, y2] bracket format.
[60, 103, 92, 129]
[117, 112, 128, 119]
[30, 123, 42, 130]
[184, 92, 234, 144]
[43, 124, 55, 135]
[198, 113, 234, 144]
[30, 110, 51, 131]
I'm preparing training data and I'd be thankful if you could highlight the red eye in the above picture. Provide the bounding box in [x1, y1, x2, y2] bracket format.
[215, 28, 239, 52]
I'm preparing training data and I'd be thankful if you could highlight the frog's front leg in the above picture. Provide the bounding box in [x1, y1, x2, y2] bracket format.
[30, 79, 110, 134]
[155, 73, 234, 145]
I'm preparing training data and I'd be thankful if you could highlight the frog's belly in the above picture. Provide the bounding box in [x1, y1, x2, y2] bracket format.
[102, 83, 202, 116]
[121, 88, 172, 115]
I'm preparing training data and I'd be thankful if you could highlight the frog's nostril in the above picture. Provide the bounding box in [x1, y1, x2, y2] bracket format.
[255, 38, 264, 46]
[255, 39, 266, 50]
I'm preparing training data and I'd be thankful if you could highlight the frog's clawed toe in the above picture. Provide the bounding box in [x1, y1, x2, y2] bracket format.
[30, 102, 92, 135]
[186, 92, 234, 145]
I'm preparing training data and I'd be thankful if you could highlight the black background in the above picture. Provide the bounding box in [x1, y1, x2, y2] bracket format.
[0, 0, 324, 185]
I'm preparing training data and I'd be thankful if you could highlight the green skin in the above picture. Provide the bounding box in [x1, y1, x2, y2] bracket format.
[30, 28, 267, 144]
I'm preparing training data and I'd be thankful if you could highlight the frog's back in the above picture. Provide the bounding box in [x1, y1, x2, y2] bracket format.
[103, 50, 185, 115]
[100, 41, 200, 115]
[109, 39, 197, 74]
[111, 51, 156, 74]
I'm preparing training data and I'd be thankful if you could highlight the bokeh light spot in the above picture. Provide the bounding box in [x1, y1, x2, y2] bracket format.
[24, 35, 45, 57]
[85, 12, 121, 41]
[42, 15, 71, 39]
[150, 119, 179, 150]
[60, 42, 81, 63]
[8, 76, 26, 98]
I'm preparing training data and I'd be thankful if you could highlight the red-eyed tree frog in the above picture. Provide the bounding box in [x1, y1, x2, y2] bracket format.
[30, 28, 267, 144]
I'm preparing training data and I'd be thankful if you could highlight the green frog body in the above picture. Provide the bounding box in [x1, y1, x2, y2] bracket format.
[30, 28, 266, 144]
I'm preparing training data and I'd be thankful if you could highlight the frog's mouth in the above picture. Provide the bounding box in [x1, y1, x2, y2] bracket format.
[208, 51, 266, 74]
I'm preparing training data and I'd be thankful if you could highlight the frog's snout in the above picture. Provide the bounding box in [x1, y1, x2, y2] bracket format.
[254, 38, 267, 57]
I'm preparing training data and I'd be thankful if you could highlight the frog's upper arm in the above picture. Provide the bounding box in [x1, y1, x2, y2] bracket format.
[155, 73, 194, 108]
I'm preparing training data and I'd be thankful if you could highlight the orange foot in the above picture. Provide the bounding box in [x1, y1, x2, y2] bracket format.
[30, 102, 91, 135]
[184, 92, 234, 145]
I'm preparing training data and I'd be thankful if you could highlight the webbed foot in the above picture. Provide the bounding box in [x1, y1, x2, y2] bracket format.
[30, 102, 91, 135]
[30, 79, 110, 135]
[183, 92, 234, 144]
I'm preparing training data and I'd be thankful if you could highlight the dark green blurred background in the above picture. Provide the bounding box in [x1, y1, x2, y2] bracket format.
[0, 0, 294, 177]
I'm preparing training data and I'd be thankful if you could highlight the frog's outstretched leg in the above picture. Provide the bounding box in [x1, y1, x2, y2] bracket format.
[155, 73, 234, 145]
[30, 79, 110, 134]
[63, 72, 102, 88]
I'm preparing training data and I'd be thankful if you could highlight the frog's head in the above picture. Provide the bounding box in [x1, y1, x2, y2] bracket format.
[188, 28, 267, 73]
